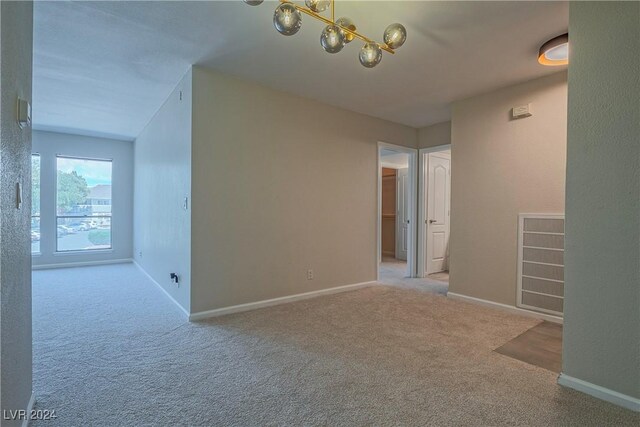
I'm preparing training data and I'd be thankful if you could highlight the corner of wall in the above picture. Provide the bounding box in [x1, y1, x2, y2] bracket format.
[418, 121, 451, 149]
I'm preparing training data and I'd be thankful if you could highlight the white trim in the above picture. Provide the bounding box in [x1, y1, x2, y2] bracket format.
[522, 274, 564, 284]
[22, 393, 36, 427]
[189, 281, 376, 321]
[522, 245, 564, 252]
[521, 289, 563, 299]
[418, 144, 452, 154]
[418, 145, 452, 278]
[377, 142, 418, 278]
[522, 260, 564, 267]
[447, 292, 563, 324]
[558, 373, 640, 412]
[31, 258, 132, 270]
[52, 248, 114, 256]
[133, 261, 189, 318]
[417, 150, 426, 278]
[521, 231, 564, 236]
[519, 212, 565, 218]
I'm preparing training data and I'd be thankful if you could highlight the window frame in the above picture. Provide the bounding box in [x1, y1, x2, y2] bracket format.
[31, 153, 41, 255]
[55, 154, 114, 253]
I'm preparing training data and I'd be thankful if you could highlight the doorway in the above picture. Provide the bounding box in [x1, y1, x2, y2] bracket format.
[418, 145, 451, 281]
[377, 143, 417, 281]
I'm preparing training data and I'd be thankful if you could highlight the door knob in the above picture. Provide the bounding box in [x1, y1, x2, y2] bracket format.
[429, 219, 436, 224]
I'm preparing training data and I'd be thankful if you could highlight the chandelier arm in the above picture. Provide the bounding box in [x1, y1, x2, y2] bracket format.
[278, 0, 395, 54]
[331, 0, 334, 23]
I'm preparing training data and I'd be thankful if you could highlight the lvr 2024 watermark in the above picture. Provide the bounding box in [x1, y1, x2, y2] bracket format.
[3, 409, 57, 421]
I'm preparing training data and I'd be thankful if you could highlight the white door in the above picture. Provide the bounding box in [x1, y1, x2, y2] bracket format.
[396, 168, 409, 261]
[426, 153, 451, 274]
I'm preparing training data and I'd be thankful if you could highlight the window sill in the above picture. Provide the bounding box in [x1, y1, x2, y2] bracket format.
[53, 249, 114, 256]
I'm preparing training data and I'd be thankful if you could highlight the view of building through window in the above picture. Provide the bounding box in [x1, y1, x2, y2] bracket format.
[31, 154, 41, 254]
[56, 156, 112, 251]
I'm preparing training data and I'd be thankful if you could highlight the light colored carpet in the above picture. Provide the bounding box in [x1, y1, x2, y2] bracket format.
[378, 259, 448, 295]
[427, 271, 449, 283]
[32, 264, 639, 426]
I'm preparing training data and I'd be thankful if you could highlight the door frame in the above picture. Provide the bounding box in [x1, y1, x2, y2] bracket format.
[377, 142, 418, 279]
[395, 167, 409, 261]
[418, 144, 451, 278]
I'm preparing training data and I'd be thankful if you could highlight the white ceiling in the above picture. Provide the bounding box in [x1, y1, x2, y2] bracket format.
[33, 1, 568, 141]
[380, 149, 409, 168]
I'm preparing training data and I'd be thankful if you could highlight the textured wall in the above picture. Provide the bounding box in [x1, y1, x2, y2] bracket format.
[190, 67, 417, 313]
[449, 72, 567, 305]
[0, 1, 34, 422]
[418, 121, 451, 149]
[563, 2, 640, 400]
[134, 70, 191, 313]
[32, 131, 133, 267]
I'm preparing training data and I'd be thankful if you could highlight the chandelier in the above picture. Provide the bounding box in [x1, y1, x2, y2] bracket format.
[243, 0, 407, 68]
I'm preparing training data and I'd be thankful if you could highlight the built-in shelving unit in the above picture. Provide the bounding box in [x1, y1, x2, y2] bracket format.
[517, 214, 565, 317]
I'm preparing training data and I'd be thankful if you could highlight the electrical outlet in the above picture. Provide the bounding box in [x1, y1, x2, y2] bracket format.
[170, 273, 179, 286]
[307, 269, 314, 280]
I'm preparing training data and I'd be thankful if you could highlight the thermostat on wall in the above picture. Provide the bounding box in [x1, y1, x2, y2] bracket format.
[512, 103, 532, 119]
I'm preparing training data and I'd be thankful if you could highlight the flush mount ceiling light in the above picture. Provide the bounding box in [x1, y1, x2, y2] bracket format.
[244, 0, 407, 68]
[538, 33, 568, 66]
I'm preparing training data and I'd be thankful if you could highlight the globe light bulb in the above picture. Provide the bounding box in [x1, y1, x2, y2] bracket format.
[273, 3, 302, 36]
[359, 42, 382, 68]
[243, 0, 264, 6]
[305, 0, 330, 13]
[320, 25, 345, 54]
[383, 23, 407, 49]
[335, 17, 356, 43]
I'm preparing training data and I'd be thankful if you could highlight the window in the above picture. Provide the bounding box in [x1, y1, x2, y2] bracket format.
[56, 156, 112, 252]
[31, 154, 40, 254]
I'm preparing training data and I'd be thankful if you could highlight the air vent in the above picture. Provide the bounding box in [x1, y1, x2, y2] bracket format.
[517, 214, 564, 317]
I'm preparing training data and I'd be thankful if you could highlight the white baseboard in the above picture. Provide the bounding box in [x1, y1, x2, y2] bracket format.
[189, 281, 376, 321]
[558, 373, 640, 412]
[447, 292, 563, 324]
[133, 261, 189, 318]
[22, 393, 36, 427]
[32, 258, 132, 270]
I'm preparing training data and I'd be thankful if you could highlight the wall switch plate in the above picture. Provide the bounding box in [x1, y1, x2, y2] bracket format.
[17, 98, 31, 129]
[307, 269, 314, 280]
[16, 182, 22, 209]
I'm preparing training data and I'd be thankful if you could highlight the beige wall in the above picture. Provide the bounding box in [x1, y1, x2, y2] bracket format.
[190, 67, 417, 313]
[418, 121, 451, 149]
[449, 72, 567, 305]
[562, 2, 639, 401]
[1, 1, 34, 422]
